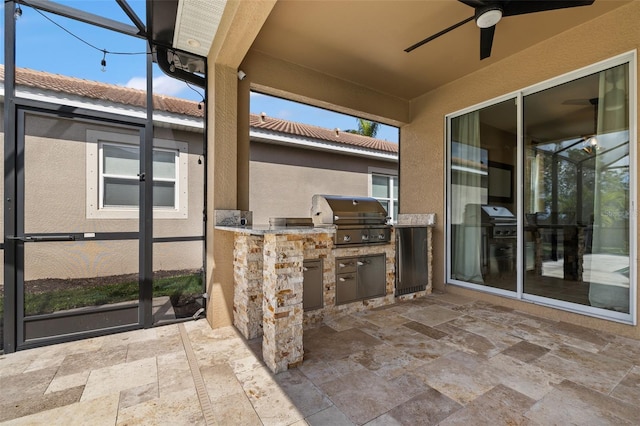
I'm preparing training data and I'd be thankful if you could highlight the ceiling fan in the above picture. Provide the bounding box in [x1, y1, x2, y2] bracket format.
[405, 0, 595, 60]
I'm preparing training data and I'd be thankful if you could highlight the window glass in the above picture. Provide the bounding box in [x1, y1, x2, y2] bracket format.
[153, 150, 176, 179]
[371, 173, 398, 221]
[104, 178, 138, 206]
[153, 182, 176, 208]
[379, 200, 389, 215]
[372, 175, 389, 198]
[103, 144, 139, 176]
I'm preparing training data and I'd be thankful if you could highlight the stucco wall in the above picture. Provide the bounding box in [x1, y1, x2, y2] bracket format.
[249, 141, 397, 224]
[401, 2, 640, 338]
[13, 111, 205, 280]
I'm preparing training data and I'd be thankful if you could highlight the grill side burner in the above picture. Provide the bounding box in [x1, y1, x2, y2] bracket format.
[311, 195, 391, 246]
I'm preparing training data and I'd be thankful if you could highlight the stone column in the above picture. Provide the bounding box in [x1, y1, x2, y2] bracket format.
[233, 234, 264, 339]
[262, 233, 304, 373]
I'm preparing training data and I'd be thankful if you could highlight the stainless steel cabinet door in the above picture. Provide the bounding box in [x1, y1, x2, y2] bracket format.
[358, 254, 386, 299]
[303, 259, 323, 311]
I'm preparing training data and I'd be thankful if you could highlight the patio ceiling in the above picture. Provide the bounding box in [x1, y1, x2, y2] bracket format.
[247, 0, 630, 101]
[147, 0, 627, 103]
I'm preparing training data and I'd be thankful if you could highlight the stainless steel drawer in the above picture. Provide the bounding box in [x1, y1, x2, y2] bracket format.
[336, 258, 357, 273]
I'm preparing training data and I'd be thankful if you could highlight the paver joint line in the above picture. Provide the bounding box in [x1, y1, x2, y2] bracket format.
[178, 323, 219, 426]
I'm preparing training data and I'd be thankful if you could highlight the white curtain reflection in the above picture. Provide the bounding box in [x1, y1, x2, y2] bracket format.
[452, 111, 484, 283]
[588, 64, 630, 312]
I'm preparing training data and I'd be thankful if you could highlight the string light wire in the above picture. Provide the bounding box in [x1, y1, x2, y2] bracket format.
[20, 0, 148, 71]
[17, 0, 207, 96]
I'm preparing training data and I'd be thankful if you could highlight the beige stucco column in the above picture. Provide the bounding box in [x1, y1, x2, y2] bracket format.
[206, 63, 238, 328]
[205, 1, 277, 328]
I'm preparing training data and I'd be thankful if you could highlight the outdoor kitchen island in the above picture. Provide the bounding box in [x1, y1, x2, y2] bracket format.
[215, 208, 434, 374]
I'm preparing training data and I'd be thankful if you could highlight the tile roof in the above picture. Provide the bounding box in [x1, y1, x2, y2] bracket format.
[0, 65, 204, 118]
[250, 113, 398, 154]
[1, 66, 397, 155]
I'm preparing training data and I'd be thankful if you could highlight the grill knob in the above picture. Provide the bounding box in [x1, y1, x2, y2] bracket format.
[378, 233, 386, 240]
[361, 234, 369, 241]
[343, 235, 351, 242]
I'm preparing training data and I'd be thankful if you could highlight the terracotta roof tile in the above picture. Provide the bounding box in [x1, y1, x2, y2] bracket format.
[250, 113, 398, 154]
[0, 66, 204, 118]
[1, 66, 398, 155]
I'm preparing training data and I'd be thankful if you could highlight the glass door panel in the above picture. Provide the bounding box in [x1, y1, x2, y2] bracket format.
[523, 63, 630, 313]
[449, 98, 518, 292]
[19, 111, 142, 345]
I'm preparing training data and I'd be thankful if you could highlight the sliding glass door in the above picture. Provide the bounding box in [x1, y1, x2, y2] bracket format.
[447, 54, 634, 322]
[523, 62, 631, 315]
[449, 98, 518, 293]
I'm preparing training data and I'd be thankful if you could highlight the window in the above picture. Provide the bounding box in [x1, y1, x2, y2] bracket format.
[87, 130, 188, 219]
[370, 169, 398, 222]
[446, 53, 635, 323]
[100, 143, 178, 209]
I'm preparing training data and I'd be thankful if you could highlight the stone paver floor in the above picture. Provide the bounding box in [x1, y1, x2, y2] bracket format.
[1, 291, 640, 425]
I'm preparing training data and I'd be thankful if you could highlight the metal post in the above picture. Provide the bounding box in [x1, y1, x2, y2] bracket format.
[140, 42, 154, 327]
[3, 0, 18, 353]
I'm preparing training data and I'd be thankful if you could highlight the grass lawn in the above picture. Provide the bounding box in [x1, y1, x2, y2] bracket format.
[0, 273, 203, 316]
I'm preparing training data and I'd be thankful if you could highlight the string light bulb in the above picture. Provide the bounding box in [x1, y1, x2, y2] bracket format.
[14, 4, 22, 19]
[100, 50, 107, 72]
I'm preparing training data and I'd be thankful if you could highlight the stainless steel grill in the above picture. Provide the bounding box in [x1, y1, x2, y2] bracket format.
[479, 205, 517, 238]
[310, 194, 391, 246]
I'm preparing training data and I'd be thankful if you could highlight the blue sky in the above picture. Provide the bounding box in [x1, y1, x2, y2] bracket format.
[2, 0, 398, 142]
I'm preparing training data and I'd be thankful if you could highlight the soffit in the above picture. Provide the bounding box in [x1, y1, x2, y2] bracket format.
[248, 0, 631, 101]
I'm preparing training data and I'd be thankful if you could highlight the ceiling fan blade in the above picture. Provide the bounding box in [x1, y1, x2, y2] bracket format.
[480, 25, 495, 59]
[502, 0, 595, 17]
[405, 16, 474, 52]
[562, 97, 599, 106]
[458, 0, 488, 8]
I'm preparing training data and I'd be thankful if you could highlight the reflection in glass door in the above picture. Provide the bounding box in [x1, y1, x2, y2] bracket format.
[449, 98, 518, 292]
[523, 63, 631, 313]
[16, 110, 143, 346]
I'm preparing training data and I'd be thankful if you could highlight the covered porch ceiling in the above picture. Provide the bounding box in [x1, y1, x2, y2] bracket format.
[159, 0, 631, 102]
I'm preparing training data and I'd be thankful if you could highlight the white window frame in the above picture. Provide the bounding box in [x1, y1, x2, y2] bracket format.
[369, 167, 398, 223]
[445, 51, 637, 324]
[86, 130, 188, 219]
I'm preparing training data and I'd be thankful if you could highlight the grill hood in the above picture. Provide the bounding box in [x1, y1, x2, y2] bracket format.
[310, 195, 388, 226]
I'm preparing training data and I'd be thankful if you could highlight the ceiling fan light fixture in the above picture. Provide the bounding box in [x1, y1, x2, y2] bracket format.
[475, 7, 502, 28]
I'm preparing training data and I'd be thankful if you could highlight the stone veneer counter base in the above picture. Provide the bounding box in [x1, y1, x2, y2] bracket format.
[216, 211, 435, 374]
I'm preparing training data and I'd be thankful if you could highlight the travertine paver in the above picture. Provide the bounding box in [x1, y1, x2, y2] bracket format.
[1, 292, 639, 425]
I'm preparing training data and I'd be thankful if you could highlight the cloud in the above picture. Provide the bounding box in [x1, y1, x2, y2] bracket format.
[276, 109, 294, 119]
[124, 75, 187, 97]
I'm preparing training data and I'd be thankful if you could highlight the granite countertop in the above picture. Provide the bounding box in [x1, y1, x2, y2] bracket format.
[215, 224, 337, 235]
[395, 213, 436, 227]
